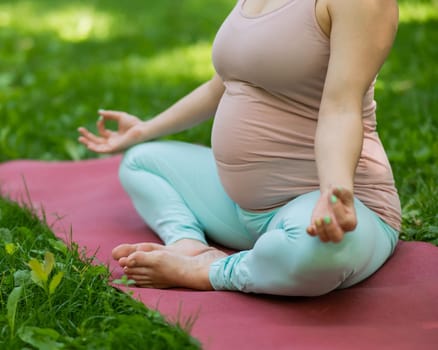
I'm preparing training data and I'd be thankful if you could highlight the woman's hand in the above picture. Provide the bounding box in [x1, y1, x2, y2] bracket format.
[306, 187, 357, 243]
[78, 110, 144, 153]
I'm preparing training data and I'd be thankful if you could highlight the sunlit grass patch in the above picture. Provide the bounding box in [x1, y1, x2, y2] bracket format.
[146, 42, 215, 81]
[100, 41, 214, 83]
[42, 7, 113, 42]
[399, 0, 438, 23]
[0, 1, 114, 42]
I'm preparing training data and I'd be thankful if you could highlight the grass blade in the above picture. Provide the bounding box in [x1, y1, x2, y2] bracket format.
[7, 286, 23, 337]
[49, 272, 64, 295]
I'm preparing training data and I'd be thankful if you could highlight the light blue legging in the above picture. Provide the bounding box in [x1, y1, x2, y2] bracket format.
[119, 141, 398, 296]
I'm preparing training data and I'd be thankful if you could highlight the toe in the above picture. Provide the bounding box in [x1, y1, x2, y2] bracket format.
[134, 242, 166, 252]
[112, 243, 137, 260]
[118, 257, 128, 267]
[112, 242, 163, 260]
[126, 250, 164, 267]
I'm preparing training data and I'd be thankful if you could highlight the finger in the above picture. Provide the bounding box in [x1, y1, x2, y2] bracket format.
[78, 136, 102, 149]
[318, 229, 330, 243]
[77, 127, 105, 144]
[78, 138, 112, 154]
[78, 136, 91, 147]
[86, 143, 114, 154]
[313, 218, 330, 242]
[96, 116, 111, 138]
[98, 109, 124, 121]
[329, 194, 345, 221]
[306, 224, 317, 236]
[321, 215, 344, 243]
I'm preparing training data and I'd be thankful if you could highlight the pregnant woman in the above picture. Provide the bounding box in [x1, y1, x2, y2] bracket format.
[78, 0, 401, 296]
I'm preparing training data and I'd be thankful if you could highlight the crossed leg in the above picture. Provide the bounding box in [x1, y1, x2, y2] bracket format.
[115, 141, 399, 295]
[113, 194, 398, 295]
[115, 141, 257, 290]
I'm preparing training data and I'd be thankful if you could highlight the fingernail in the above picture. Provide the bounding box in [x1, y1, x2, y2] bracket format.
[330, 195, 337, 204]
[324, 216, 331, 224]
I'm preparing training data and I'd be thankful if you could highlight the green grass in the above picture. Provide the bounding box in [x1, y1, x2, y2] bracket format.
[0, 196, 200, 349]
[376, 0, 438, 244]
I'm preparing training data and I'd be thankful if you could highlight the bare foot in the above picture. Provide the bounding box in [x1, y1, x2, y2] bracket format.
[112, 239, 211, 260]
[120, 248, 228, 289]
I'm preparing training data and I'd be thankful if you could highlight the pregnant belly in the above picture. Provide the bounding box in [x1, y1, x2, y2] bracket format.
[214, 158, 319, 211]
[211, 86, 319, 209]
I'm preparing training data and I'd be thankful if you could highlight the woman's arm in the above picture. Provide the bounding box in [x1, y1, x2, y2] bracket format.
[307, 0, 398, 242]
[139, 73, 225, 140]
[78, 73, 225, 153]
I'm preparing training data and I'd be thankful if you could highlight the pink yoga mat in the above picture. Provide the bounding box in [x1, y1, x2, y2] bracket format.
[1, 156, 437, 350]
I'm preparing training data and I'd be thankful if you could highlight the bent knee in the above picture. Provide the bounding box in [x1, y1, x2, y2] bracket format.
[251, 230, 358, 295]
[118, 142, 164, 186]
[120, 142, 160, 170]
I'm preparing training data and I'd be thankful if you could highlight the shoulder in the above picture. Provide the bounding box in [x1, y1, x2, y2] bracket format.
[319, 0, 398, 37]
[319, 0, 399, 99]
[329, 0, 398, 24]
[326, 0, 398, 13]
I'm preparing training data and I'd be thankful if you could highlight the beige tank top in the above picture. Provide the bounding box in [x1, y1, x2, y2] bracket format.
[211, 0, 401, 230]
